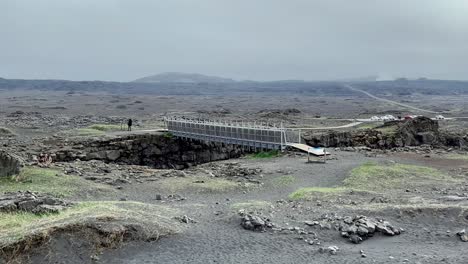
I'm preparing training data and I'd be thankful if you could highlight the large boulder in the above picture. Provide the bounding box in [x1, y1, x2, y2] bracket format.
[0, 150, 22, 177]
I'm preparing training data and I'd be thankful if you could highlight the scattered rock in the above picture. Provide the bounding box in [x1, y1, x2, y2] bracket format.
[0, 191, 72, 214]
[0, 150, 23, 177]
[166, 194, 186, 201]
[319, 246, 339, 255]
[175, 215, 196, 224]
[457, 229, 468, 242]
[339, 215, 402, 243]
[360, 249, 367, 258]
[240, 213, 273, 232]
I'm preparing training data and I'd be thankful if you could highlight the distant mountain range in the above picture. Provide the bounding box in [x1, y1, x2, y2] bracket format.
[1, 73, 467, 98]
[133, 72, 235, 83]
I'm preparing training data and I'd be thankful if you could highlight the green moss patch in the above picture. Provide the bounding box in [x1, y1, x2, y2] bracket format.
[0, 167, 111, 197]
[375, 125, 398, 135]
[272, 175, 295, 186]
[356, 122, 380, 130]
[231, 200, 273, 211]
[162, 132, 174, 139]
[443, 153, 468, 160]
[288, 187, 346, 200]
[344, 162, 458, 191]
[0, 201, 180, 253]
[247, 150, 280, 159]
[72, 128, 105, 136]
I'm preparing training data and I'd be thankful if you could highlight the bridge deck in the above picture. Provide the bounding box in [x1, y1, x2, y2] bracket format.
[164, 117, 329, 155]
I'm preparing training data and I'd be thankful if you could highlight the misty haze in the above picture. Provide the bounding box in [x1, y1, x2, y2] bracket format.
[1, 1, 468, 264]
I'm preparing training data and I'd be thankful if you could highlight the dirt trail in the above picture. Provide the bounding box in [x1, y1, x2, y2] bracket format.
[345, 84, 441, 114]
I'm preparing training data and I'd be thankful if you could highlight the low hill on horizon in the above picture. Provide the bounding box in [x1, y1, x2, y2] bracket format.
[132, 72, 236, 83]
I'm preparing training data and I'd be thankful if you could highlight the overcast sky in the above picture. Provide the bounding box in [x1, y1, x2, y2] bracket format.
[1, 0, 467, 81]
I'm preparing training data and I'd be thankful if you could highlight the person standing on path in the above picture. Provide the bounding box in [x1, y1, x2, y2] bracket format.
[127, 118, 133, 131]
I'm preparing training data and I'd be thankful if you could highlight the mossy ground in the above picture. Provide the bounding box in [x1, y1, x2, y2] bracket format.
[162, 132, 174, 138]
[0, 167, 111, 197]
[247, 150, 280, 159]
[374, 125, 398, 135]
[71, 128, 105, 136]
[67, 124, 123, 136]
[272, 175, 295, 186]
[0, 201, 180, 252]
[288, 187, 346, 200]
[443, 153, 468, 160]
[356, 122, 380, 130]
[288, 161, 458, 200]
[344, 162, 458, 190]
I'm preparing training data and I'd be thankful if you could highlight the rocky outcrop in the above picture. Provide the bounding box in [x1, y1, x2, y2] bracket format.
[440, 131, 468, 149]
[52, 133, 247, 169]
[398, 117, 440, 146]
[0, 150, 22, 177]
[339, 215, 402, 244]
[304, 131, 354, 147]
[303, 117, 458, 149]
[0, 191, 73, 214]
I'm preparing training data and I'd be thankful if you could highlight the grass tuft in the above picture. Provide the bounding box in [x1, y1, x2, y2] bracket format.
[162, 132, 174, 139]
[73, 128, 105, 136]
[231, 200, 273, 211]
[443, 153, 468, 160]
[356, 122, 380, 130]
[374, 125, 398, 135]
[288, 187, 346, 200]
[247, 150, 280, 159]
[272, 175, 295, 186]
[0, 167, 111, 197]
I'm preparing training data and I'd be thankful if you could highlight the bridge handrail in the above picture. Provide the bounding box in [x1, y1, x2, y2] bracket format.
[164, 117, 286, 132]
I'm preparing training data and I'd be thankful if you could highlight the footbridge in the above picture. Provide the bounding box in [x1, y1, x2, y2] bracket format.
[164, 117, 327, 155]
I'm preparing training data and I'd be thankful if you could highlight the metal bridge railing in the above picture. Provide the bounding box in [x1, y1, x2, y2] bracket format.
[164, 117, 289, 150]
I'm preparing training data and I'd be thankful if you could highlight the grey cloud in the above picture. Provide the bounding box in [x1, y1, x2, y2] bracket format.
[1, 0, 467, 81]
